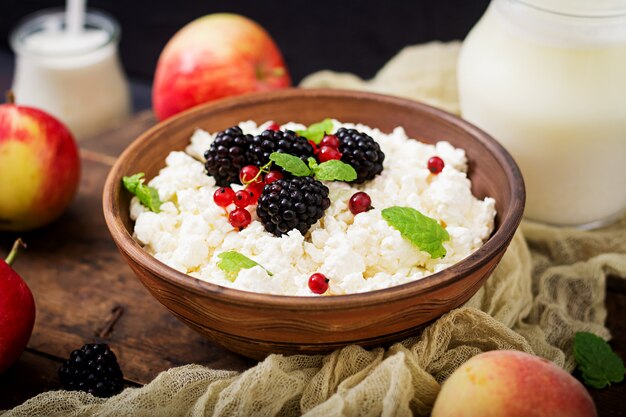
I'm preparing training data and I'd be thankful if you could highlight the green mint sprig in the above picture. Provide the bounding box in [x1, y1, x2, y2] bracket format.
[311, 158, 357, 182]
[269, 153, 311, 177]
[574, 331, 625, 389]
[296, 119, 334, 144]
[269, 152, 356, 182]
[381, 206, 449, 259]
[217, 251, 273, 282]
[122, 173, 162, 213]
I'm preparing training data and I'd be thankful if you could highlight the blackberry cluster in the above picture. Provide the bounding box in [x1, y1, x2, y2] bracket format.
[257, 176, 330, 236]
[248, 129, 315, 168]
[58, 343, 124, 398]
[204, 126, 253, 187]
[336, 128, 385, 184]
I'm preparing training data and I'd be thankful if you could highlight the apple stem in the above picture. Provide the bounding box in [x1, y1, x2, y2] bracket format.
[5, 90, 15, 105]
[5, 238, 26, 266]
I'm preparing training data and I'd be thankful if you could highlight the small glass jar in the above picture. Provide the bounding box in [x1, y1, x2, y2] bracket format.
[458, 0, 626, 229]
[10, 9, 130, 140]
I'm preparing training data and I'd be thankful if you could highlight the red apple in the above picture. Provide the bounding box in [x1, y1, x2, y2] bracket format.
[0, 239, 36, 373]
[153, 13, 291, 120]
[0, 93, 80, 231]
[432, 350, 597, 417]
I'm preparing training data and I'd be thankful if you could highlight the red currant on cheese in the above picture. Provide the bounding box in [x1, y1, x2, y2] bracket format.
[427, 156, 444, 174]
[318, 146, 342, 162]
[349, 192, 373, 215]
[319, 134, 339, 149]
[264, 170, 283, 184]
[234, 189, 252, 208]
[213, 187, 235, 207]
[247, 183, 264, 205]
[228, 208, 252, 229]
[266, 122, 280, 131]
[308, 273, 330, 294]
[240, 165, 261, 185]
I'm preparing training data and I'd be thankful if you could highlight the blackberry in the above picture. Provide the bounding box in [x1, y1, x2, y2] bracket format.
[257, 176, 330, 236]
[336, 128, 385, 184]
[248, 129, 315, 168]
[204, 126, 253, 186]
[58, 343, 124, 398]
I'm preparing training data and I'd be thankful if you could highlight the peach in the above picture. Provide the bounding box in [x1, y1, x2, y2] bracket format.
[431, 350, 597, 417]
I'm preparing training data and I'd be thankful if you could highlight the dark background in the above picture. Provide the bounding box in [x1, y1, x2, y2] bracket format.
[0, 0, 489, 109]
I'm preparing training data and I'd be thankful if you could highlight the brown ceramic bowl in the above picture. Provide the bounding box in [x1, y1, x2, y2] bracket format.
[103, 89, 524, 360]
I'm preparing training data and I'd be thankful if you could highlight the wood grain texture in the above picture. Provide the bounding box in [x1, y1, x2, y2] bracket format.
[102, 89, 525, 359]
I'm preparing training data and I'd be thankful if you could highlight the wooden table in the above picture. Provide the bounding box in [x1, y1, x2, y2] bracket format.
[1, 112, 624, 415]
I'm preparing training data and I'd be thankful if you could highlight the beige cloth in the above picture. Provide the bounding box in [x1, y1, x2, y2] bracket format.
[4, 42, 626, 417]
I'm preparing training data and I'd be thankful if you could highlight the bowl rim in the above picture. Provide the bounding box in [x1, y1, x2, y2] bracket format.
[103, 88, 525, 310]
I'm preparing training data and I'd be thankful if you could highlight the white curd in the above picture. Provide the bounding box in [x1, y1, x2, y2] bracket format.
[130, 120, 496, 296]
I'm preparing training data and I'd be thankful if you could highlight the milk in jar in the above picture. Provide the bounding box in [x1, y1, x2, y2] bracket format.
[458, 0, 626, 228]
[10, 10, 130, 140]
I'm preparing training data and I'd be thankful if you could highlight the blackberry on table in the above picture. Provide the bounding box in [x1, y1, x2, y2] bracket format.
[204, 126, 253, 187]
[248, 129, 315, 168]
[257, 176, 330, 236]
[58, 343, 124, 398]
[336, 128, 385, 184]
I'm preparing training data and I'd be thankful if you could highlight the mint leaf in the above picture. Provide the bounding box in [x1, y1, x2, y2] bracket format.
[122, 173, 143, 194]
[122, 173, 162, 213]
[308, 157, 319, 171]
[269, 152, 311, 177]
[217, 251, 273, 282]
[574, 332, 625, 389]
[136, 184, 162, 213]
[312, 160, 357, 182]
[296, 119, 334, 144]
[381, 206, 449, 259]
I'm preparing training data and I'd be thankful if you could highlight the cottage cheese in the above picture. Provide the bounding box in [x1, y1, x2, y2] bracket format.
[130, 120, 496, 296]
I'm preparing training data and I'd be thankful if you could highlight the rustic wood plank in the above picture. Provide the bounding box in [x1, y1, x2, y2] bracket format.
[79, 110, 156, 157]
[0, 350, 63, 408]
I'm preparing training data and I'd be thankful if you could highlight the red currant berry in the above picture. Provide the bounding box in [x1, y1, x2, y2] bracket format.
[318, 146, 342, 162]
[427, 156, 445, 174]
[349, 192, 373, 215]
[228, 208, 252, 229]
[264, 170, 283, 184]
[308, 273, 329, 294]
[247, 182, 264, 205]
[266, 122, 280, 131]
[320, 134, 339, 149]
[213, 187, 235, 207]
[234, 189, 252, 208]
[240, 165, 261, 184]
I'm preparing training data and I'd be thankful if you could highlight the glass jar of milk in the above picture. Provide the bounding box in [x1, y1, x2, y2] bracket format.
[10, 9, 130, 140]
[458, 0, 626, 229]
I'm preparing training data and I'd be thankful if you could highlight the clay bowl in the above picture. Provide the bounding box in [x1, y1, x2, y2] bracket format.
[103, 88, 524, 360]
